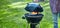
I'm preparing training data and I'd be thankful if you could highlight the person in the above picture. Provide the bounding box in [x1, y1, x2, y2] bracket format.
[50, 0, 60, 28]
[33, 0, 44, 2]
[33, 0, 38, 3]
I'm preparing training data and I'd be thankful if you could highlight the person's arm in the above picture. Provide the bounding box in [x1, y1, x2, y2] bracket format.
[55, 0, 58, 7]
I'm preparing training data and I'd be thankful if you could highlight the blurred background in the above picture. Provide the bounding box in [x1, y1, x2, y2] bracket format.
[0, 0, 60, 28]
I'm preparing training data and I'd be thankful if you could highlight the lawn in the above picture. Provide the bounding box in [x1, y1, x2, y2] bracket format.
[0, 0, 60, 28]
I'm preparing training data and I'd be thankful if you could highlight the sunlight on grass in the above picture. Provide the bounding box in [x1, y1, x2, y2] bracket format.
[10, 5, 26, 8]
[8, 2, 27, 8]
[11, 2, 26, 5]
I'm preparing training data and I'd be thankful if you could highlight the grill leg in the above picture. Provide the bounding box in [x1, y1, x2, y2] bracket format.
[30, 23, 36, 28]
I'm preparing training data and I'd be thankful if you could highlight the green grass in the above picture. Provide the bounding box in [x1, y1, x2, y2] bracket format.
[0, 0, 60, 28]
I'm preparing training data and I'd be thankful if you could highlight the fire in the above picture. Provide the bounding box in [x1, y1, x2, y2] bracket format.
[32, 12, 38, 14]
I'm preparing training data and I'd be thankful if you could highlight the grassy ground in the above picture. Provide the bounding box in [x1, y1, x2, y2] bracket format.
[0, 0, 60, 28]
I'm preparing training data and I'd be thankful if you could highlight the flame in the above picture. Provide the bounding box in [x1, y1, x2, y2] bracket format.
[32, 12, 37, 14]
